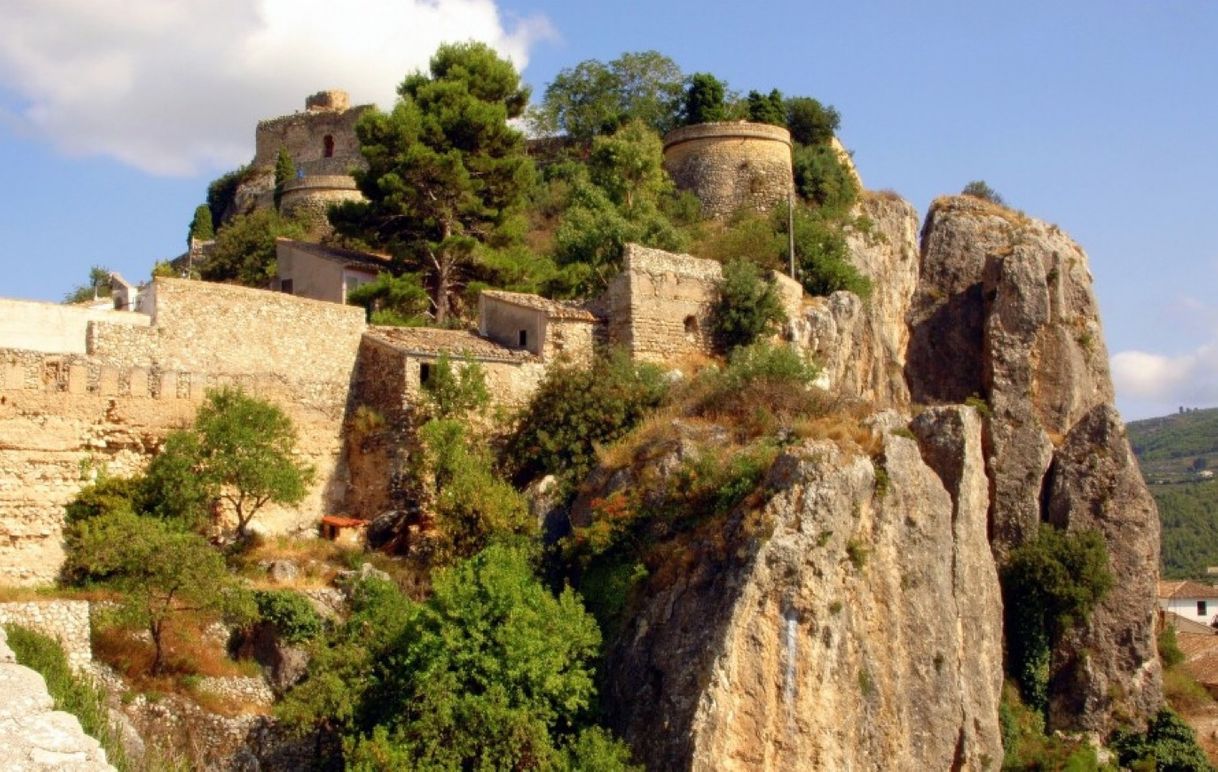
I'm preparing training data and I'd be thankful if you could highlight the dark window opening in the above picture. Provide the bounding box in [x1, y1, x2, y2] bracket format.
[518, 329, 528, 348]
[323, 135, 335, 158]
[1200, 600, 1208, 617]
[280, 279, 294, 294]
[420, 363, 431, 384]
[683, 314, 698, 341]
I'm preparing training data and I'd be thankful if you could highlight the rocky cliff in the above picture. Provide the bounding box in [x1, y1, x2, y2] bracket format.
[602, 410, 1002, 770]
[594, 193, 1162, 766]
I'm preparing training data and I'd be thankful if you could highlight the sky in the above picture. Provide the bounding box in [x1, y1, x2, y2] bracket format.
[0, 1, 1214, 420]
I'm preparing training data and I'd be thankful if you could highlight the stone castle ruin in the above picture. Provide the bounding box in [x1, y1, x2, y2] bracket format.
[231, 90, 369, 225]
[662, 121, 795, 218]
[0, 243, 795, 584]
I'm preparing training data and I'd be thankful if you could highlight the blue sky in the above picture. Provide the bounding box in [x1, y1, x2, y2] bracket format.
[1, 1, 1215, 420]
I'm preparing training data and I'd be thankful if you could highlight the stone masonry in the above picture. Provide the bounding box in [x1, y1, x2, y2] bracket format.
[0, 601, 93, 670]
[662, 121, 794, 218]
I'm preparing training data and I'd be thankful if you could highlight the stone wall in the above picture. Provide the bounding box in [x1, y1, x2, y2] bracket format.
[0, 279, 367, 584]
[606, 245, 723, 363]
[0, 299, 149, 355]
[544, 318, 597, 365]
[278, 176, 364, 236]
[662, 122, 793, 218]
[0, 601, 92, 669]
[253, 95, 368, 173]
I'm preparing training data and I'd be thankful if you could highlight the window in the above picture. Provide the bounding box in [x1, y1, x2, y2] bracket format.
[420, 363, 431, 384]
[683, 315, 698, 341]
[280, 279, 294, 295]
[518, 329, 528, 348]
[1200, 600, 1208, 617]
[323, 135, 335, 158]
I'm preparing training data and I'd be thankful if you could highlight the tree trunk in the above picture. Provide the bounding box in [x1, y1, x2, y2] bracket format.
[150, 621, 164, 675]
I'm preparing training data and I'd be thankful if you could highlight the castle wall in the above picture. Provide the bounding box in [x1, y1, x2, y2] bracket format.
[253, 106, 368, 172]
[279, 176, 364, 236]
[478, 298, 545, 355]
[0, 299, 149, 355]
[662, 122, 794, 218]
[0, 601, 92, 669]
[608, 245, 723, 363]
[0, 279, 366, 585]
[543, 319, 596, 366]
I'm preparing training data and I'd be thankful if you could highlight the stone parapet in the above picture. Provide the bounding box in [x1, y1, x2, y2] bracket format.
[0, 601, 92, 670]
[662, 121, 794, 218]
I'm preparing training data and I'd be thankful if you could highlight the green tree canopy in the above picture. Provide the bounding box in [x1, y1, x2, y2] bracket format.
[187, 203, 215, 244]
[961, 179, 1005, 206]
[747, 89, 786, 126]
[712, 258, 786, 352]
[346, 272, 431, 327]
[785, 97, 840, 146]
[534, 51, 684, 141]
[682, 72, 727, 125]
[273, 147, 296, 208]
[330, 42, 535, 324]
[62, 266, 112, 304]
[202, 208, 305, 287]
[67, 511, 253, 673]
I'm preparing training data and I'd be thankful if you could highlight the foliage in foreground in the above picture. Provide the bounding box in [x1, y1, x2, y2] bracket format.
[1001, 526, 1113, 715]
[5, 624, 131, 771]
[1110, 709, 1213, 771]
[998, 682, 1100, 771]
[202, 208, 306, 287]
[504, 350, 668, 488]
[67, 511, 254, 673]
[280, 544, 637, 770]
[711, 258, 786, 353]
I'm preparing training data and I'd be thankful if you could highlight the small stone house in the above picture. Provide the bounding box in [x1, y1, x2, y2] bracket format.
[1158, 580, 1218, 627]
[478, 290, 598, 365]
[274, 239, 388, 305]
[320, 515, 368, 546]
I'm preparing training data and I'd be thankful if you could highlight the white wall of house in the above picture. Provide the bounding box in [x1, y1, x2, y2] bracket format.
[1160, 596, 1218, 626]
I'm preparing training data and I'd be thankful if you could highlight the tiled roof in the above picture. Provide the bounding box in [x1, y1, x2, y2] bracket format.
[321, 515, 367, 528]
[480, 289, 598, 322]
[364, 325, 537, 363]
[1164, 612, 1218, 636]
[276, 238, 390, 269]
[1176, 628, 1218, 686]
[1159, 580, 1218, 600]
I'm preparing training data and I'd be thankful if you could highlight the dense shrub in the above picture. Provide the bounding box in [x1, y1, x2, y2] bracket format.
[346, 273, 430, 327]
[689, 342, 820, 432]
[254, 589, 324, 644]
[681, 72, 727, 125]
[420, 353, 490, 421]
[792, 143, 859, 211]
[1002, 526, 1113, 713]
[788, 205, 871, 298]
[961, 179, 1005, 206]
[1110, 709, 1213, 771]
[711, 258, 786, 353]
[785, 97, 840, 146]
[417, 419, 535, 563]
[505, 350, 668, 486]
[5, 625, 131, 771]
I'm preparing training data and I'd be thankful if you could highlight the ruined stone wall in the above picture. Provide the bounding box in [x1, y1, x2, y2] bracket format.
[478, 300, 545, 355]
[278, 177, 364, 236]
[0, 279, 366, 584]
[608, 245, 723, 363]
[0, 601, 92, 669]
[253, 102, 368, 173]
[543, 319, 596, 365]
[0, 299, 149, 355]
[662, 122, 793, 218]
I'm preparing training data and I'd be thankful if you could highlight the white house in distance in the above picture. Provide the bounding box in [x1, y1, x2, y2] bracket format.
[1159, 580, 1218, 626]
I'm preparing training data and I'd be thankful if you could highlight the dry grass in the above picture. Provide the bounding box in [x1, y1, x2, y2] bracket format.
[931, 194, 1030, 228]
[0, 585, 121, 603]
[791, 413, 883, 457]
[234, 535, 361, 589]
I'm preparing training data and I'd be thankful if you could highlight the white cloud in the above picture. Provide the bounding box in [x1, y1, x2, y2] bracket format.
[1113, 342, 1218, 417]
[0, 0, 552, 175]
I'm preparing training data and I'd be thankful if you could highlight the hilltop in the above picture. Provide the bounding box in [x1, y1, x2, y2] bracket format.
[1129, 407, 1218, 578]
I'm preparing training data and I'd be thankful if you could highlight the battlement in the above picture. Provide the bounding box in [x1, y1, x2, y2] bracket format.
[662, 121, 794, 218]
[306, 89, 350, 112]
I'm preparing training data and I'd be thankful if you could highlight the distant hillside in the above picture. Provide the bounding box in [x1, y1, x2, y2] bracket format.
[1128, 407, 1218, 578]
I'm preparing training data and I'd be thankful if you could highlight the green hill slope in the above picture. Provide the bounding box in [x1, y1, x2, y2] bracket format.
[1127, 408, 1218, 578]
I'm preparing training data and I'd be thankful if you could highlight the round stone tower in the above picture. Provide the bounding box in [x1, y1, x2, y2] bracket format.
[305, 89, 351, 112]
[662, 122, 794, 218]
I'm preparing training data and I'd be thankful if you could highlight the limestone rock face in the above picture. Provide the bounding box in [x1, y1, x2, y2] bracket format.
[602, 411, 1002, 770]
[791, 194, 920, 407]
[1046, 405, 1162, 730]
[907, 195, 1160, 731]
[0, 628, 114, 770]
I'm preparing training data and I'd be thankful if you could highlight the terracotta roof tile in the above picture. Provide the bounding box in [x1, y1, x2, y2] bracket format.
[276, 238, 391, 268]
[1159, 580, 1218, 600]
[364, 326, 537, 363]
[480, 289, 598, 322]
[321, 515, 367, 528]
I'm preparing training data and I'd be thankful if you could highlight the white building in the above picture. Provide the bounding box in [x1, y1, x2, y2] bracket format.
[1158, 580, 1218, 627]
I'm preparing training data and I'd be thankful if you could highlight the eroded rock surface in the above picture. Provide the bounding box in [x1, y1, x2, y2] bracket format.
[908, 195, 1160, 731]
[603, 411, 1002, 770]
[0, 627, 114, 770]
[792, 194, 920, 408]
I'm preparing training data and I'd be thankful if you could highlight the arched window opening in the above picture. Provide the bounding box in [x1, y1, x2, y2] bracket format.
[683, 315, 699, 342]
[323, 135, 335, 158]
